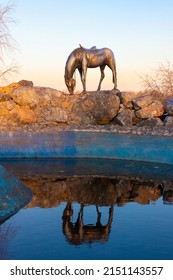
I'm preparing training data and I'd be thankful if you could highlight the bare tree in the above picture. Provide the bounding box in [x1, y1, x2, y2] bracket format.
[139, 60, 173, 100]
[0, 1, 18, 81]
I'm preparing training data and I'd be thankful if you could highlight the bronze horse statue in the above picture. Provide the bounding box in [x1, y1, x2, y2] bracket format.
[64, 45, 117, 94]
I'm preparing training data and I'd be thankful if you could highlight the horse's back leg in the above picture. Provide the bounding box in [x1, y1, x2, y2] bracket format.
[97, 65, 106, 91]
[107, 59, 117, 90]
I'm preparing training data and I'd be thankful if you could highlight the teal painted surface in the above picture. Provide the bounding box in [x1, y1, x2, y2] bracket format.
[0, 131, 173, 164]
[0, 165, 32, 222]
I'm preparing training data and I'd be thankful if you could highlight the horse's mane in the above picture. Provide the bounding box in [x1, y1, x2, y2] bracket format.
[72, 47, 85, 59]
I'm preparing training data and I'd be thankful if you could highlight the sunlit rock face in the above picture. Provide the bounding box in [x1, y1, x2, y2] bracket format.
[135, 101, 164, 119]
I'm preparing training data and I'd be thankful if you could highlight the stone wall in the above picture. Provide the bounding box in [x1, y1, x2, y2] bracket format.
[0, 80, 173, 129]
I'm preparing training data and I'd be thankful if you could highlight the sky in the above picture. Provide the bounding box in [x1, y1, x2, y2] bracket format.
[1, 0, 173, 92]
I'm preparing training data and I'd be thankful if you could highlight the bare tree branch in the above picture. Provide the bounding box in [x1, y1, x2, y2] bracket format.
[0, 1, 18, 82]
[139, 61, 173, 99]
[0, 60, 18, 82]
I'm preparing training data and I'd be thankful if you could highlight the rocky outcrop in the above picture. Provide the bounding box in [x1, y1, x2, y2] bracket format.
[0, 81, 120, 127]
[0, 80, 173, 129]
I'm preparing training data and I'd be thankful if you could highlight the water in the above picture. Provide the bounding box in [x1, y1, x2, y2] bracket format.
[0, 158, 173, 260]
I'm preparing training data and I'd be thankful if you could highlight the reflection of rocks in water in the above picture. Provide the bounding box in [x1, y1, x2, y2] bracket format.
[22, 178, 67, 208]
[128, 182, 162, 205]
[19, 175, 173, 246]
[163, 190, 173, 204]
[162, 182, 173, 204]
[62, 203, 114, 245]
[19, 176, 167, 208]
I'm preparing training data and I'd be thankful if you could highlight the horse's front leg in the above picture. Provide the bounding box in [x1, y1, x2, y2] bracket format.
[78, 67, 83, 90]
[97, 65, 105, 91]
[81, 57, 87, 93]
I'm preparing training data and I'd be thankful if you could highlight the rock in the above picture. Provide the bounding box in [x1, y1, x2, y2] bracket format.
[118, 103, 125, 113]
[0, 80, 34, 95]
[132, 94, 153, 110]
[117, 91, 135, 109]
[136, 117, 164, 127]
[0, 93, 11, 102]
[135, 101, 164, 119]
[4, 100, 16, 111]
[0, 82, 20, 94]
[164, 116, 173, 126]
[11, 87, 40, 108]
[42, 107, 68, 123]
[0, 103, 8, 116]
[18, 80, 34, 87]
[11, 86, 62, 108]
[113, 109, 133, 126]
[132, 115, 141, 125]
[16, 107, 37, 124]
[165, 99, 173, 115]
[70, 91, 120, 125]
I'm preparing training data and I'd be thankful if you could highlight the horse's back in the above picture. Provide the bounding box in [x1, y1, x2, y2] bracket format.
[89, 47, 114, 58]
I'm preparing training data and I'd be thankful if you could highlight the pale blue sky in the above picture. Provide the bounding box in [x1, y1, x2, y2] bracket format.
[2, 0, 173, 91]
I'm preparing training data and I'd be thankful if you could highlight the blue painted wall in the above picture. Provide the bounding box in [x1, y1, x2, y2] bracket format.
[0, 131, 172, 164]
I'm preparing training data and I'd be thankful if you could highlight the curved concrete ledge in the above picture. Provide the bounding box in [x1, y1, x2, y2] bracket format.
[0, 131, 173, 164]
[0, 165, 32, 222]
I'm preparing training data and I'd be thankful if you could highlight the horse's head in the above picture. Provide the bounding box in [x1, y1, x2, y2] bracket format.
[65, 77, 76, 94]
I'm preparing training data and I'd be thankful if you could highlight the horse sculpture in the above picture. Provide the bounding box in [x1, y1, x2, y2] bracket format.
[64, 44, 117, 94]
[62, 202, 114, 245]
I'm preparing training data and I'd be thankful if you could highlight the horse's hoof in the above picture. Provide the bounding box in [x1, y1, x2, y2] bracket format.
[112, 88, 120, 94]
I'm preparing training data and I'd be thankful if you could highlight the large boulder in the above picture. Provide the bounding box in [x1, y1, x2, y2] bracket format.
[135, 101, 164, 119]
[70, 91, 120, 125]
[132, 94, 154, 110]
[10, 86, 63, 108]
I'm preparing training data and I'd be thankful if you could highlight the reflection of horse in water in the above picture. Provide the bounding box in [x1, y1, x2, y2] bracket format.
[62, 202, 114, 245]
[64, 44, 117, 94]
